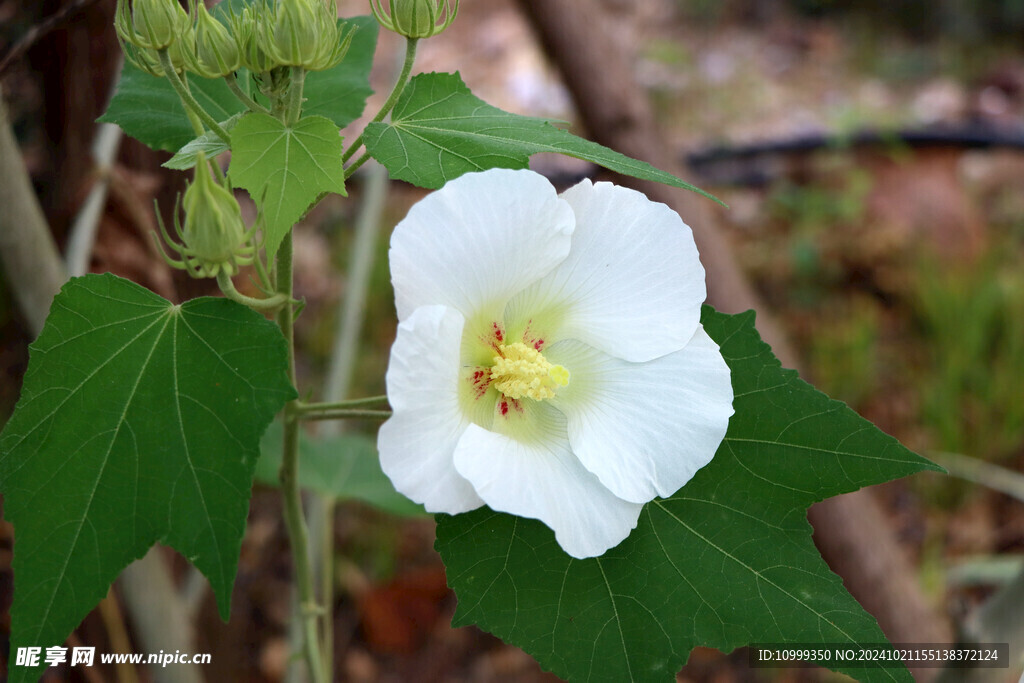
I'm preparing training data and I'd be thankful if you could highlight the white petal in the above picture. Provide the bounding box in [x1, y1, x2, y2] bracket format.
[505, 179, 705, 362]
[389, 169, 575, 323]
[378, 305, 484, 514]
[452, 407, 643, 559]
[548, 326, 733, 504]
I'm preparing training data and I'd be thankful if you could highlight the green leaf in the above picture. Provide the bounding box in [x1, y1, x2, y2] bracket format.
[0, 273, 296, 683]
[302, 16, 378, 127]
[162, 113, 242, 170]
[98, 62, 243, 153]
[363, 72, 722, 203]
[228, 112, 347, 258]
[255, 421, 426, 516]
[436, 307, 940, 683]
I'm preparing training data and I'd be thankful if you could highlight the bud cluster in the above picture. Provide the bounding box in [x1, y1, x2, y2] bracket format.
[115, 0, 354, 79]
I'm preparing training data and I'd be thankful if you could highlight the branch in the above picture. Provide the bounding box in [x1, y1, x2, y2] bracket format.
[0, 86, 67, 336]
[65, 120, 122, 277]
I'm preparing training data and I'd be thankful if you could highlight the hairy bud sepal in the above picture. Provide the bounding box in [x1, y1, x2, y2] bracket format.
[190, 3, 241, 78]
[370, 0, 458, 39]
[115, 0, 190, 51]
[258, 0, 354, 71]
[154, 152, 259, 279]
[264, 0, 320, 67]
[230, 6, 276, 74]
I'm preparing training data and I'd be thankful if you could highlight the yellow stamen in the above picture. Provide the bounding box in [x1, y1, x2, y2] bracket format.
[490, 342, 569, 401]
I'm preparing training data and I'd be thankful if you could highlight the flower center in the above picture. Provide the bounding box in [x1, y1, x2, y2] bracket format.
[490, 342, 569, 401]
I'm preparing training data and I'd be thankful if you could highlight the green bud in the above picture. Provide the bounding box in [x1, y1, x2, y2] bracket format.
[231, 6, 277, 73]
[191, 4, 240, 78]
[118, 0, 189, 50]
[119, 41, 165, 77]
[263, 0, 320, 67]
[180, 152, 252, 278]
[166, 20, 195, 72]
[304, 14, 355, 72]
[370, 0, 458, 39]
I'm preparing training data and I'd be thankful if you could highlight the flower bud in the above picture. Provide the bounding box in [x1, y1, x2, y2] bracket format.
[309, 6, 356, 72]
[119, 41, 165, 77]
[370, 0, 458, 39]
[117, 0, 189, 50]
[181, 152, 250, 277]
[166, 20, 196, 72]
[262, 0, 321, 67]
[229, 5, 281, 73]
[191, 3, 240, 78]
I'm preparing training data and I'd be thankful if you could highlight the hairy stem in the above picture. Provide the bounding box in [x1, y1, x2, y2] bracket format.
[341, 37, 418, 163]
[305, 162, 390, 680]
[316, 495, 335, 683]
[285, 66, 306, 126]
[183, 107, 205, 138]
[343, 151, 370, 179]
[158, 50, 231, 143]
[216, 270, 288, 311]
[252, 246, 275, 293]
[298, 408, 391, 421]
[275, 232, 327, 683]
[226, 72, 270, 113]
[295, 396, 389, 413]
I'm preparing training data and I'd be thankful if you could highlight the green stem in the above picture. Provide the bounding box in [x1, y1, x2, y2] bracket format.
[215, 270, 288, 311]
[157, 50, 232, 143]
[295, 396, 389, 413]
[343, 151, 370, 180]
[317, 496, 335, 683]
[286, 66, 307, 126]
[298, 408, 392, 422]
[210, 157, 227, 185]
[176, 75, 205, 138]
[183, 107, 205, 138]
[306, 163, 388, 682]
[275, 232, 327, 683]
[252, 248, 275, 294]
[226, 73, 269, 114]
[341, 37, 418, 163]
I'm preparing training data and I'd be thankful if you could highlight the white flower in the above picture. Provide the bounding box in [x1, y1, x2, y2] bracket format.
[378, 168, 734, 558]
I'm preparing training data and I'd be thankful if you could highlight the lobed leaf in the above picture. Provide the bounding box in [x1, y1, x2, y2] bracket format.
[228, 113, 347, 258]
[362, 72, 722, 203]
[0, 274, 296, 683]
[436, 306, 941, 682]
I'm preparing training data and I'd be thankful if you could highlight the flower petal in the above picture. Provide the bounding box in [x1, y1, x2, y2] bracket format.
[389, 169, 575, 324]
[505, 179, 705, 362]
[548, 325, 733, 504]
[378, 305, 484, 514]
[452, 406, 643, 558]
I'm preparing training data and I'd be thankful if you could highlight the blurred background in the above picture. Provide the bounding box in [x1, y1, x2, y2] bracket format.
[2, 0, 1024, 680]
